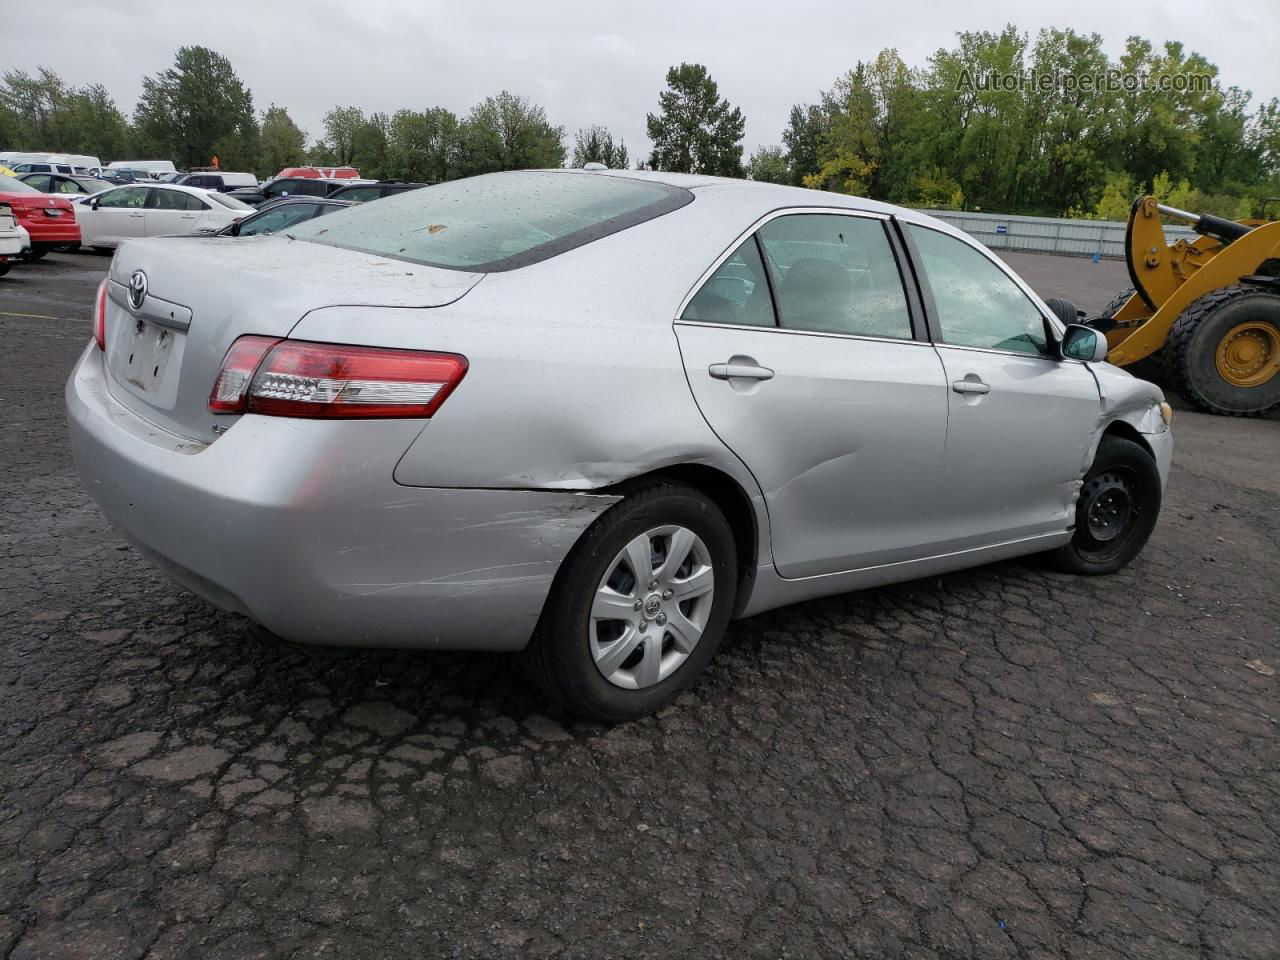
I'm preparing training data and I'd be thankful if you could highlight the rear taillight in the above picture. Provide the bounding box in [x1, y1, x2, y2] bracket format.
[94, 279, 107, 350]
[208, 338, 467, 419]
[207, 335, 281, 412]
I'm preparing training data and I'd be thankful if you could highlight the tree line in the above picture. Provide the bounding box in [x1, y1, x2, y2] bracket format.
[3, 29, 1278, 219]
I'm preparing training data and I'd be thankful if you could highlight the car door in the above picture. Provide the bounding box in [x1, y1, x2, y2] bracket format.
[84, 186, 150, 245]
[675, 210, 950, 579]
[145, 188, 206, 236]
[903, 223, 1101, 549]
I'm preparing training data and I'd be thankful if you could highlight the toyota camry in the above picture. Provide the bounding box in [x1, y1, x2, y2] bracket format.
[66, 169, 1173, 721]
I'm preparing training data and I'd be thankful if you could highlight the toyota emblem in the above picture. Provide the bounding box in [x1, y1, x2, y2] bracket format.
[127, 270, 148, 311]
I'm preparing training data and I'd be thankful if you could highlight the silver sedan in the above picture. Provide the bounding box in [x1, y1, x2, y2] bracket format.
[66, 170, 1173, 721]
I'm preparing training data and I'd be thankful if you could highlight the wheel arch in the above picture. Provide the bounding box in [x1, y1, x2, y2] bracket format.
[594, 463, 762, 618]
[1099, 418, 1154, 458]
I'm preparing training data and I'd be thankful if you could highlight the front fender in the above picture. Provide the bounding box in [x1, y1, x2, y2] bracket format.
[1084, 361, 1174, 487]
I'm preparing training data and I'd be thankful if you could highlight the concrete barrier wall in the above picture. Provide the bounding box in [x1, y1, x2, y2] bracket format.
[913, 209, 1198, 260]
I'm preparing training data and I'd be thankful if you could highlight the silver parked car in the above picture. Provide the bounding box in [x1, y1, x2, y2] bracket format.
[66, 170, 1173, 721]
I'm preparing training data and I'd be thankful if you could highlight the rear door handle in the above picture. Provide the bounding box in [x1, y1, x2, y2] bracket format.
[951, 378, 991, 395]
[129, 212, 144, 218]
[709, 361, 774, 381]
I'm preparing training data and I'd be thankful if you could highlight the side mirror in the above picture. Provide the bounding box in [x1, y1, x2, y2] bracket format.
[230, 220, 242, 237]
[1061, 323, 1109, 363]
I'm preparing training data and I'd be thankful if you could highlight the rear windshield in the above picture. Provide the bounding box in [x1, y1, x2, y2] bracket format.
[208, 192, 253, 210]
[286, 171, 693, 272]
[0, 174, 39, 193]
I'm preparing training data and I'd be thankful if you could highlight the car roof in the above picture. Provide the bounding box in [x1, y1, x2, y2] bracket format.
[568, 168, 963, 236]
[101, 182, 214, 197]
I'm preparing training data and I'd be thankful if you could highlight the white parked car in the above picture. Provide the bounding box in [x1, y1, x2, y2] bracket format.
[77, 184, 252, 250]
[0, 203, 25, 276]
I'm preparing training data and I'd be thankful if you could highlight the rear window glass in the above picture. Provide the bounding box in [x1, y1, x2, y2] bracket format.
[0, 174, 39, 193]
[209, 192, 253, 210]
[287, 171, 693, 272]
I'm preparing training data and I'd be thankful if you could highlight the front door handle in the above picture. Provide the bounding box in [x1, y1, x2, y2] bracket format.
[129, 212, 144, 218]
[709, 360, 774, 381]
[951, 378, 991, 395]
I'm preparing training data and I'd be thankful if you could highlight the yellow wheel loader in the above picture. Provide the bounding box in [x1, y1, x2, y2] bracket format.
[1092, 195, 1280, 416]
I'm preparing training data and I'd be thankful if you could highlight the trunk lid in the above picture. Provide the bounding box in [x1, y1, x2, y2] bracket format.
[102, 235, 482, 443]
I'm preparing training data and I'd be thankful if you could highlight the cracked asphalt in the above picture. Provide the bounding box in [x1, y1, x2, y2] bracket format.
[1, 251, 1278, 959]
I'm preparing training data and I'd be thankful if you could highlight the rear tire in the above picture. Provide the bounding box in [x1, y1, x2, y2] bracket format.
[522, 481, 737, 723]
[0, 262, 9, 278]
[28, 247, 48, 261]
[1167, 285, 1280, 416]
[1046, 435, 1162, 575]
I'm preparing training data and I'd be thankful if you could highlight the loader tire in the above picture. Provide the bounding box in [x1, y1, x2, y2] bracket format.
[1086, 287, 1136, 335]
[1043, 297, 1082, 327]
[1100, 287, 1136, 319]
[1167, 285, 1280, 416]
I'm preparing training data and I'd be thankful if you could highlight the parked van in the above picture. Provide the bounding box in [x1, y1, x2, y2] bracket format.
[107, 160, 178, 178]
[0, 152, 101, 172]
[0, 153, 101, 175]
[176, 171, 259, 192]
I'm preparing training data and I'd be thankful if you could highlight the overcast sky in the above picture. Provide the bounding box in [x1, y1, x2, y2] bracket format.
[4, 0, 1278, 162]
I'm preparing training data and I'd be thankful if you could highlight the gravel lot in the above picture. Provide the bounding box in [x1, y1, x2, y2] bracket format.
[2, 251, 1277, 959]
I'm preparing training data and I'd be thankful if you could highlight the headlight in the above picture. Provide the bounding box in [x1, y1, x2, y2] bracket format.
[1159, 402, 1173, 426]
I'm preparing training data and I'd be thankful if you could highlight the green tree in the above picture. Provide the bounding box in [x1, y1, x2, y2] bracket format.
[1254, 98, 1280, 180]
[1101, 37, 1217, 191]
[258, 104, 306, 176]
[571, 125, 629, 169]
[321, 106, 365, 165]
[745, 145, 790, 184]
[1092, 172, 1136, 220]
[351, 111, 390, 179]
[782, 104, 827, 186]
[48, 84, 129, 159]
[133, 47, 257, 168]
[804, 64, 879, 195]
[458, 92, 565, 175]
[386, 108, 461, 181]
[0, 67, 65, 148]
[646, 63, 745, 176]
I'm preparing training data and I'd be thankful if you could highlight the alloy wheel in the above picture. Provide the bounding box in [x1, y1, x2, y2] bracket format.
[589, 525, 715, 690]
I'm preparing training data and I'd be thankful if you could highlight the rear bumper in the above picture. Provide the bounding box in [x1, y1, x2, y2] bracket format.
[65, 344, 617, 651]
[22, 218, 80, 245]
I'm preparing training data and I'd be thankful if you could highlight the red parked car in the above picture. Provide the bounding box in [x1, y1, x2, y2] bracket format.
[0, 174, 80, 258]
[275, 166, 361, 179]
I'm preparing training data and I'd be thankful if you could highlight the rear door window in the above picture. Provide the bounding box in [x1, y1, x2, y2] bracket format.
[758, 214, 913, 340]
[680, 238, 777, 327]
[149, 189, 206, 211]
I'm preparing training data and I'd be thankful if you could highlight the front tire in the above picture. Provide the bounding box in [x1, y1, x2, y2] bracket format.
[27, 247, 48, 261]
[522, 481, 737, 723]
[1167, 285, 1280, 416]
[1046, 435, 1162, 575]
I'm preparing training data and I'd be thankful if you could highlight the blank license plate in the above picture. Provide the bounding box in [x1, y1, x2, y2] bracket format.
[123, 319, 178, 393]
